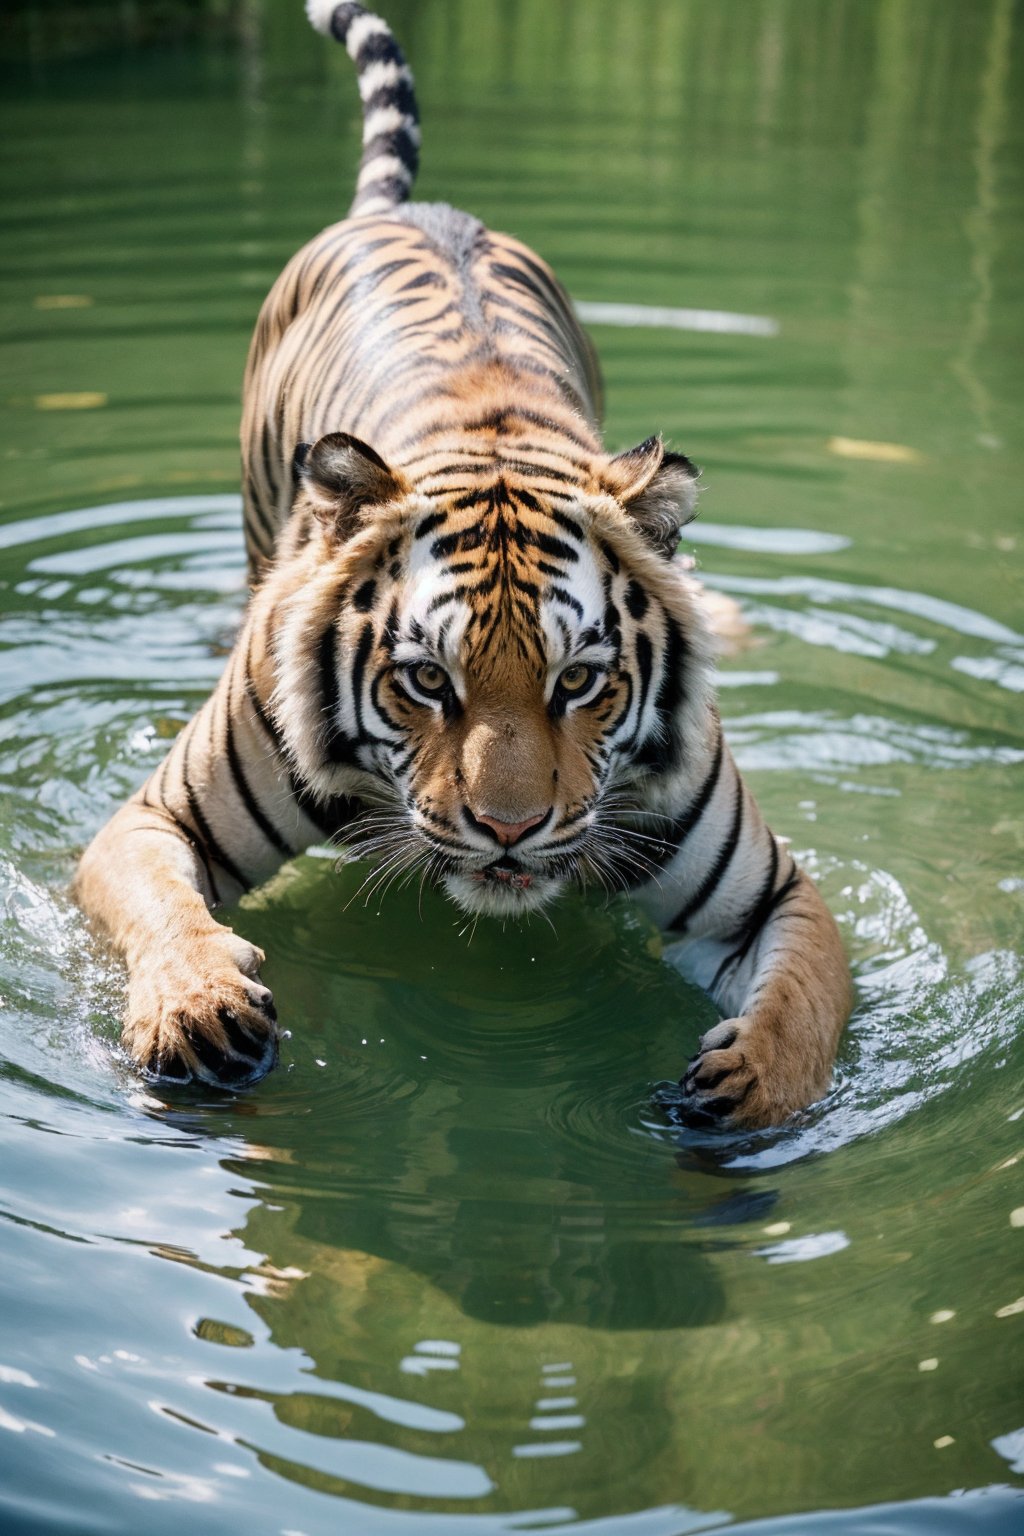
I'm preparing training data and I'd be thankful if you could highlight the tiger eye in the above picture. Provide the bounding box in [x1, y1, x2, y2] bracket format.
[412, 662, 448, 695]
[559, 663, 593, 693]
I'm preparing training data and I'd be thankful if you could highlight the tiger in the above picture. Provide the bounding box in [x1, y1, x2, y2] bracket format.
[73, 0, 851, 1129]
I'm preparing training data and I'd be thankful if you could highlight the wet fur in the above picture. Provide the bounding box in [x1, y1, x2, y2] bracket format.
[74, 2, 851, 1125]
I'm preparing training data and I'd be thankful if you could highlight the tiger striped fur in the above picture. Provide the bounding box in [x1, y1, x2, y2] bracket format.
[74, 1, 851, 1127]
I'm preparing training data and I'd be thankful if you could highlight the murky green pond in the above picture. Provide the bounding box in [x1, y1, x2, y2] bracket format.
[1, 2, 1022, 1531]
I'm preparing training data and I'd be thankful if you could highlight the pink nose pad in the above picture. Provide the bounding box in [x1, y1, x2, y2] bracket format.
[473, 810, 548, 847]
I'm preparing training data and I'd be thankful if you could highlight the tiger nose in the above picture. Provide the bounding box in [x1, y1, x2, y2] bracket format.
[471, 809, 550, 847]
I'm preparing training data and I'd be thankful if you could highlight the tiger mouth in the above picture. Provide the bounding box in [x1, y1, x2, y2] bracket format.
[473, 855, 534, 891]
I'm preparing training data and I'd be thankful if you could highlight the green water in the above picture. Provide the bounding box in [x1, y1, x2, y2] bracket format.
[1, 2, 1022, 1531]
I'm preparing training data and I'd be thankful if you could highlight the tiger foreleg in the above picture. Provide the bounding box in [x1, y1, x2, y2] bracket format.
[75, 754, 280, 1088]
[635, 731, 851, 1129]
[673, 867, 851, 1129]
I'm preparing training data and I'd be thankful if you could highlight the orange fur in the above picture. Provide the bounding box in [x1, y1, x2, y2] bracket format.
[75, 4, 850, 1121]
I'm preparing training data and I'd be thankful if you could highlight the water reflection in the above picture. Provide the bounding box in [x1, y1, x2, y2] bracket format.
[3, 0, 1024, 1522]
[187, 871, 731, 1337]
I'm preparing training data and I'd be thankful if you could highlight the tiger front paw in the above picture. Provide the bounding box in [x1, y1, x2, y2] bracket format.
[677, 1017, 813, 1130]
[124, 930, 278, 1089]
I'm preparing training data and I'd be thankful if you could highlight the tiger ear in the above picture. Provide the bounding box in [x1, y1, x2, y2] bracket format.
[603, 436, 699, 557]
[300, 432, 411, 540]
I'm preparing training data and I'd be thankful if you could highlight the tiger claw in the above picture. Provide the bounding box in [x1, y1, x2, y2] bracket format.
[675, 1019, 762, 1128]
[125, 940, 279, 1092]
[183, 1006, 279, 1087]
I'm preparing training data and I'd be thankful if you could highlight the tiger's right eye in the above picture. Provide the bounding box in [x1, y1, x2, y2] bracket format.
[408, 662, 449, 697]
[559, 663, 592, 693]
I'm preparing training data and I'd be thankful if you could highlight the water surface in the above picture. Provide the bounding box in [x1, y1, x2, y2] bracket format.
[1, 2, 1022, 1532]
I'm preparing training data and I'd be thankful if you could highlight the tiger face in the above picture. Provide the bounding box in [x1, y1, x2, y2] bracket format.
[273, 432, 713, 918]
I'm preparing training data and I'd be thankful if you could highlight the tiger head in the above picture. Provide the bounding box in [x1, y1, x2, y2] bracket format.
[272, 431, 715, 917]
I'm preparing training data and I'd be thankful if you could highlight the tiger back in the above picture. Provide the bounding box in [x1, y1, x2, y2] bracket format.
[242, 204, 604, 575]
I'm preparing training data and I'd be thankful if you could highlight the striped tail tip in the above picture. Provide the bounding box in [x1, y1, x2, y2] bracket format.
[306, 2, 421, 218]
[305, 0, 343, 33]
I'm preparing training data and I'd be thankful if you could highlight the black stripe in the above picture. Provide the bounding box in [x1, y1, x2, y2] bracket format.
[318, 623, 355, 765]
[549, 508, 586, 538]
[353, 30, 404, 70]
[648, 731, 724, 867]
[155, 752, 172, 810]
[328, 3, 366, 44]
[224, 674, 293, 859]
[244, 639, 361, 839]
[625, 580, 649, 620]
[633, 616, 690, 774]
[360, 127, 418, 177]
[729, 838, 783, 947]
[291, 443, 312, 483]
[415, 510, 447, 539]
[499, 460, 582, 486]
[603, 668, 633, 739]
[181, 726, 250, 893]
[509, 484, 542, 513]
[397, 269, 446, 294]
[512, 439, 592, 470]
[243, 626, 286, 754]
[418, 804, 459, 834]
[549, 585, 584, 619]
[634, 631, 654, 727]
[362, 77, 417, 120]
[431, 526, 481, 558]
[350, 620, 375, 741]
[668, 779, 745, 932]
[353, 175, 412, 208]
[353, 579, 377, 612]
[531, 529, 579, 563]
[245, 477, 277, 546]
[708, 844, 796, 994]
[393, 407, 597, 455]
[449, 484, 502, 513]
[259, 420, 280, 505]
[729, 835, 781, 945]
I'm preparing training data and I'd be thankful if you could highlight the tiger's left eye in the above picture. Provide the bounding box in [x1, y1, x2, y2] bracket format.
[409, 662, 449, 697]
[558, 663, 596, 695]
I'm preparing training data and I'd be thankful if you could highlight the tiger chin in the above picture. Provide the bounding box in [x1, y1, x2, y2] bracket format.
[74, 0, 852, 1131]
[446, 870, 558, 920]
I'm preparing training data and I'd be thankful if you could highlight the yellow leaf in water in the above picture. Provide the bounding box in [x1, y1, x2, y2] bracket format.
[33, 294, 93, 310]
[827, 435, 923, 464]
[34, 392, 107, 411]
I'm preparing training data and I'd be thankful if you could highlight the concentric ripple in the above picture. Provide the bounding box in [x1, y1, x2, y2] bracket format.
[1, 490, 1021, 1178]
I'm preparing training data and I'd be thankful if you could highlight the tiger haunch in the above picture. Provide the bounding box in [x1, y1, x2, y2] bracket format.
[75, 4, 851, 1125]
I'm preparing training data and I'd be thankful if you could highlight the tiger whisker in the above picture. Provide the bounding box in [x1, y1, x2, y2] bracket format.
[362, 850, 425, 910]
[343, 842, 422, 909]
[535, 904, 558, 938]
